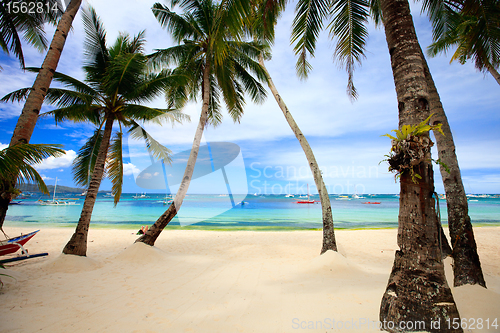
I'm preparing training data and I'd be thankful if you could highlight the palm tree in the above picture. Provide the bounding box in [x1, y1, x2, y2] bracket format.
[290, 0, 465, 326]
[426, 0, 500, 85]
[248, 0, 337, 254]
[135, 0, 268, 246]
[0, 0, 81, 230]
[0, 143, 65, 230]
[3, 6, 189, 256]
[291, 0, 485, 289]
[377, 0, 463, 327]
[0, 0, 63, 69]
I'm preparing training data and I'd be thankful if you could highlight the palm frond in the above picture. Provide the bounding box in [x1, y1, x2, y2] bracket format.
[0, 143, 65, 194]
[1, 87, 31, 103]
[128, 122, 173, 163]
[369, 0, 383, 26]
[42, 104, 103, 126]
[329, 0, 369, 100]
[81, 5, 108, 85]
[103, 52, 147, 98]
[152, 2, 202, 43]
[291, 0, 331, 78]
[72, 128, 104, 187]
[106, 132, 123, 206]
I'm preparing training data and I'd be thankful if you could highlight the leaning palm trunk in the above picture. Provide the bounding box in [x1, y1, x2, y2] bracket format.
[258, 55, 337, 254]
[378, 0, 462, 329]
[136, 64, 211, 246]
[420, 55, 486, 287]
[0, 0, 82, 229]
[63, 114, 114, 256]
[485, 61, 500, 85]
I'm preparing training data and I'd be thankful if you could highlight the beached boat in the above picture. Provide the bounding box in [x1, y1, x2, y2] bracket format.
[296, 184, 315, 204]
[0, 230, 49, 263]
[0, 230, 40, 256]
[38, 178, 78, 206]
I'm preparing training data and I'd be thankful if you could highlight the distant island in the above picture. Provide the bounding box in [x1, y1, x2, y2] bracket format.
[17, 184, 109, 194]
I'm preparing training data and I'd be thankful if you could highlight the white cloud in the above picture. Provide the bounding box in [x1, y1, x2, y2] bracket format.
[0, 142, 8, 150]
[123, 162, 140, 176]
[41, 175, 53, 181]
[35, 150, 77, 170]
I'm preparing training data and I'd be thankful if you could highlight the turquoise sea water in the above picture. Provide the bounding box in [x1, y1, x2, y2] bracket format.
[5, 193, 500, 230]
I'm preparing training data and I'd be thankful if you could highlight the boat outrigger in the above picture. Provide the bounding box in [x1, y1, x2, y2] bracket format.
[38, 178, 78, 206]
[0, 230, 48, 264]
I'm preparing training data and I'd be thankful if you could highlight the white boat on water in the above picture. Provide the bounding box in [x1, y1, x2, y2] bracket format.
[285, 194, 294, 198]
[38, 178, 78, 206]
[133, 193, 150, 199]
[335, 195, 351, 201]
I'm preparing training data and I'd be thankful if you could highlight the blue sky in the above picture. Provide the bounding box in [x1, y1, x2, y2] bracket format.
[0, 0, 498, 195]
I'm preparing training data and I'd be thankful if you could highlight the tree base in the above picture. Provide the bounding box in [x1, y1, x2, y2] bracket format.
[380, 250, 462, 332]
[62, 231, 88, 256]
[451, 216, 486, 288]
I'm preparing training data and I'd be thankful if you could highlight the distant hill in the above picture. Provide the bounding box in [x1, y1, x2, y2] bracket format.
[18, 183, 86, 194]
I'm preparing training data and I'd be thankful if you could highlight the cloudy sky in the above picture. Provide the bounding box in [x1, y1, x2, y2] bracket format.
[0, 0, 498, 195]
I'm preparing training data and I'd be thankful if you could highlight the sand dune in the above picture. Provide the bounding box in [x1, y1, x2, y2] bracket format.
[1, 227, 499, 332]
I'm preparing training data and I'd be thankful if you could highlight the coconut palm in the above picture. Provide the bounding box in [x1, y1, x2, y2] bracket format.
[0, 0, 63, 69]
[291, 0, 485, 289]
[426, 0, 500, 85]
[291, 0, 467, 326]
[0, 0, 81, 231]
[3, 6, 189, 256]
[0, 143, 65, 230]
[374, 0, 464, 327]
[247, 0, 337, 254]
[135, 0, 268, 246]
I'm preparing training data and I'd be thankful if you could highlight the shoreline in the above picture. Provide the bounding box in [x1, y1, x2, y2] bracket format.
[1, 227, 499, 332]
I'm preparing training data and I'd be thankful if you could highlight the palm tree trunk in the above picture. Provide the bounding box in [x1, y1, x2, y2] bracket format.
[136, 62, 211, 246]
[485, 61, 500, 85]
[62, 114, 114, 256]
[258, 55, 337, 254]
[421, 54, 486, 287]
[0, 0, 82, 230]
[378, 0, 462, 329]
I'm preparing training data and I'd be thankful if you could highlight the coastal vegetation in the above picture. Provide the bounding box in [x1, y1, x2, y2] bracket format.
[4, 6, 189, 256]
[135, 0, 268, 246]
[247, 0, 337, 253]
[0, 0, 63, 69]
[0, 0, 81, 230]
[0, 0, 498, 330]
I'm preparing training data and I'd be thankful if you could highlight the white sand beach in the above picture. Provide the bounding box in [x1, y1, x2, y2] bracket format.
[1, 227, 499, 332]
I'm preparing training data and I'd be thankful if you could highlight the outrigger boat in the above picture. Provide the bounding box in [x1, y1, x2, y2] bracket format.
[296, 184, 316, 204]
[0, 230, 48, 264]
[38, 177, 78, 206]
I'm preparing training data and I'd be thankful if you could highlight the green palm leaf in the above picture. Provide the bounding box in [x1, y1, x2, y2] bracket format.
[328, 0, 369, 99]
[72, 128, 104, 187]
[291, 0, 331, 78]
[106, 132, 123, 206]
[0, 143, 65, 194]
[128, 122, 173, 163]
